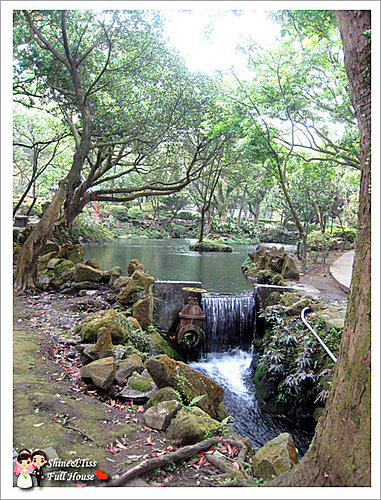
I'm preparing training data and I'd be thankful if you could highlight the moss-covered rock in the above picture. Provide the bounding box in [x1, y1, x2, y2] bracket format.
[252, 433, 299, 480]
[146, 330, 184, 361]
[83, 327, 113, 360]
[132, 295, 154, 330]
[242, 246, 299, 283]
[127, 259, 145, 276]
[116, 269, 155, 306]
[145, 355, 224, 420]
[146, 386, 182, 409]
[144, 400, 182, 431]
[128, 372, 154, 392]
[166, 406, 222, 446]
[189, 239, 233, 253]
[281, 255, 299, 279]
[40, 241, 60, 256]
[80, 357, 115, 390]
[114, 354, 144, 384]
[109, 266, 123, 288]
[75, 309, 133, 343]
[75, 263, 103, 283]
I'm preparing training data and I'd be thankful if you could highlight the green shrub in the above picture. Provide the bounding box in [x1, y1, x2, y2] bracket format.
[253, 309, 342, 419]
[108, 205, 130, 221]
[259, 226, 298, 244]
[331, 226, 357, 243]
[177, 210, 200, 221]
[71, 215, 114, 243]
[127, 206, 145, 221]
[189, 239, 233, 253]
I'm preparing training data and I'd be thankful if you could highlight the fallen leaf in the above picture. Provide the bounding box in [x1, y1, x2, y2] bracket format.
[33, 423, 44, 427]
[145, 436, 155, 446]
[137, 406, 145, 413]
[232, 462, 240, 470]
[115, 439, 127, 450]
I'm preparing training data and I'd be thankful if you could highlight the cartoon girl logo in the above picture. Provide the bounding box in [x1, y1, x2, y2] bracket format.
[13, 449, 35, 489]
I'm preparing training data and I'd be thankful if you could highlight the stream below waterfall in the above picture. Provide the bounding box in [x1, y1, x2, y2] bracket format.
[189, 293, 314, 456]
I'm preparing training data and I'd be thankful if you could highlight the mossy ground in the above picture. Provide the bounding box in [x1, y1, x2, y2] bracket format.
[12, 291, 250, 488]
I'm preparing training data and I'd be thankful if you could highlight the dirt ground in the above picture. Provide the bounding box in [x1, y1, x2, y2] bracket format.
[13, 292, 257, 488]
[298, 251, 349, 302]
[12, 250, 349, 489]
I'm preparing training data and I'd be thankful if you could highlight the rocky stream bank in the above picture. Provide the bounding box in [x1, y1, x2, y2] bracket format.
[13, 241, 306, 488]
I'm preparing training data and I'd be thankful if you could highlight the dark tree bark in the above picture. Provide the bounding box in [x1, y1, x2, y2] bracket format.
[269, 10, 371, 487]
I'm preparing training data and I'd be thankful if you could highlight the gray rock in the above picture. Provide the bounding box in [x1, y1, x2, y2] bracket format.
[114, 354, 144, 384]
[80, 357, 115, 390]
[144, 400, 182, 430]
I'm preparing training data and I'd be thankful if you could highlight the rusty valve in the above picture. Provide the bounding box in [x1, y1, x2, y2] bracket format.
[177, 290, 206, 349]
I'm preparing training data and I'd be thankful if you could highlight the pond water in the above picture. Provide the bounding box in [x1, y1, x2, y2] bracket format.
[83, 237, 296, 294]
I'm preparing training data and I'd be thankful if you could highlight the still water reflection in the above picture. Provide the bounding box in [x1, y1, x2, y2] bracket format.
[83, 238, 258, 294]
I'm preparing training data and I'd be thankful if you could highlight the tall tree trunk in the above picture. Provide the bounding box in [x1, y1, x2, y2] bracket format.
[198, 208, 206, 243]
[238, 185, 247, 222]
[14, 184, 68, 290]
[269, 10, 371, 487]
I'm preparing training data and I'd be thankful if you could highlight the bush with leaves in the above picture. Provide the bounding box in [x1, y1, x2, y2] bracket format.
[71, 215, 114, 243]
[127, 206, 145, 221]
[253, 308, 341, 422]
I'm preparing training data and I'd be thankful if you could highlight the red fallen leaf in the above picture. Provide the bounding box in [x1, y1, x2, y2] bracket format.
[165, 445, 175, 451]
[232, 461, 240, 470]
[154, 483, 165, 487]
[107, 445, 119, 454]
[145, 436, 155, 446]
[227, 443, 233, 456]
[143, 426, 158, 433]
[137, 406, 145, 413]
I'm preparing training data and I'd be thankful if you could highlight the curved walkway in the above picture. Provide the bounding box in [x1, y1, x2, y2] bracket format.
[330, 250, 354, 293]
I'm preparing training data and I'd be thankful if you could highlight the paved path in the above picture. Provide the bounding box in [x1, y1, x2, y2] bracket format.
[330, 250, 355, 293]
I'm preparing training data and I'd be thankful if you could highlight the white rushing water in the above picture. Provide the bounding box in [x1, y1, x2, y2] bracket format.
[189, 348, 255, 401]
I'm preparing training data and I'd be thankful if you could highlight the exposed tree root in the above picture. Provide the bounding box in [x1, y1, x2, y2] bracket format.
[63, 423, 101, 447]
[107, 437, 221, 487]
[107, 435, 254, 487]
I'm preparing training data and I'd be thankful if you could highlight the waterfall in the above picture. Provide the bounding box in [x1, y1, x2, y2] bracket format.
[201, 293, 256, 353]
[191, 293, 314, 454]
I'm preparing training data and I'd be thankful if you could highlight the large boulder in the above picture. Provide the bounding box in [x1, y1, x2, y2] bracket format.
[281, 255, 300, 280]
[146, 387, 182, 409]
[127, 259, 145, 276]
[145, 355, 225, 420]
[83, 327, 113, 360]
[144, 400, 182, 431]
[252, 433, 299, 480]
[166, 406, 222, 446]
[132, 295, 154, 330]
[80, 357, 115, 390]
[109, 266, 123, 288]
[75, 263, 103, 283]
[75, 309, 132, 343]
[114, 354, 144, 384]
[117, 269, 154, 306]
